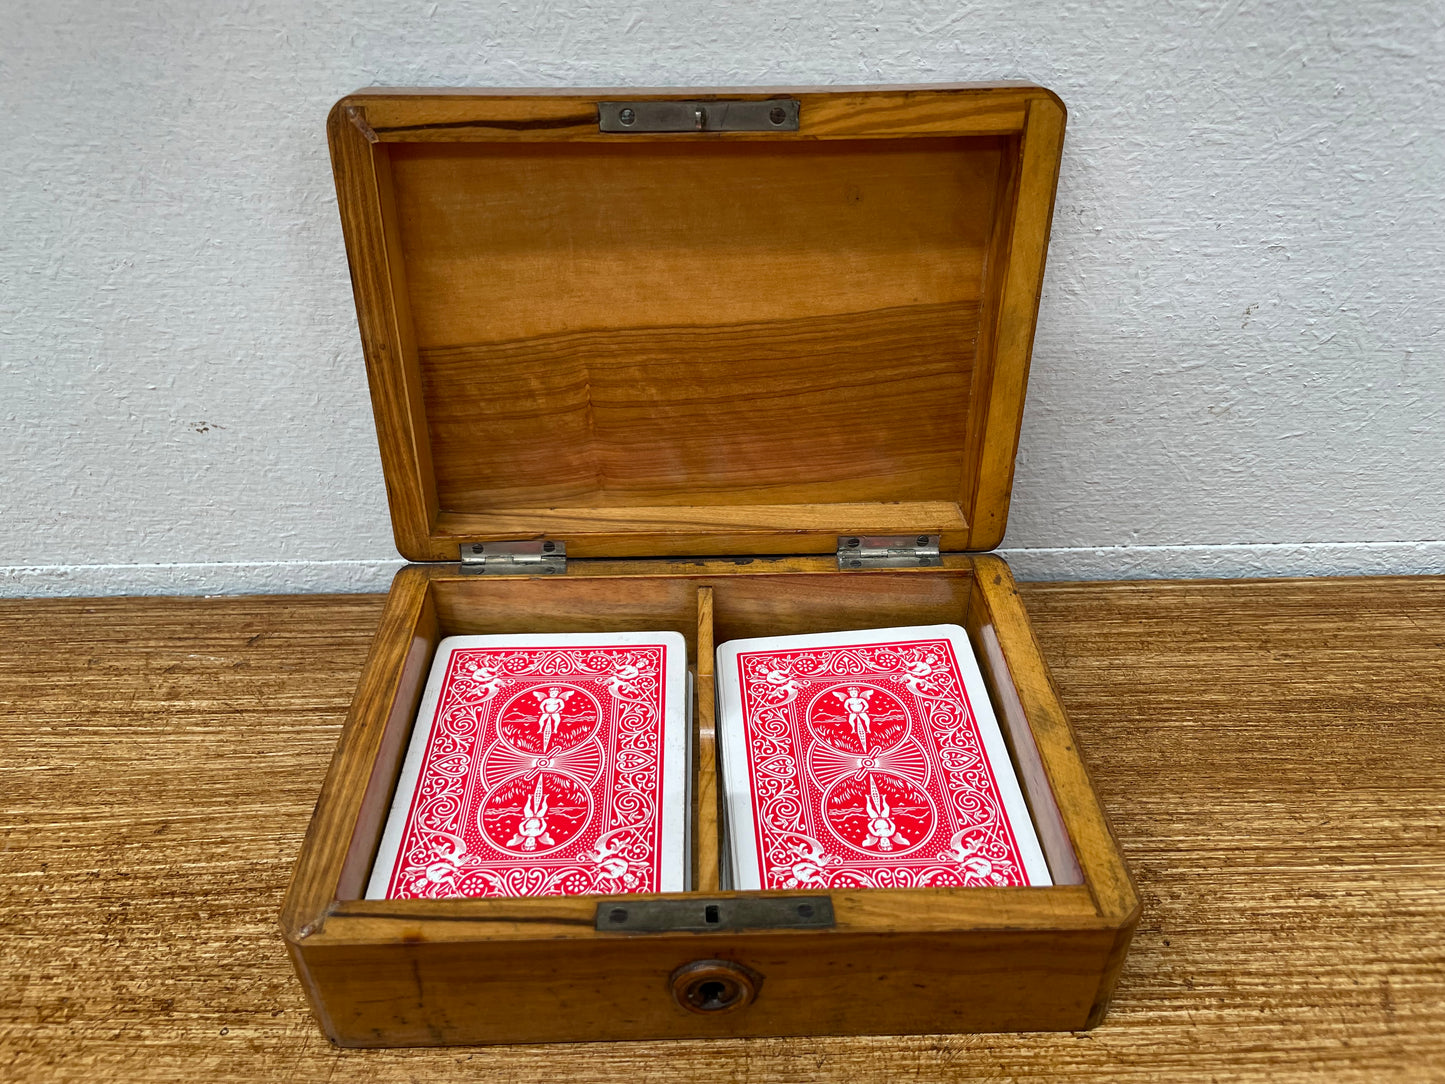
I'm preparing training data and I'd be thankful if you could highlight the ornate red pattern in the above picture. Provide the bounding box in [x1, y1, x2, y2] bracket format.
[735, 639, 1033, 889]
[385, 646, 667, 898]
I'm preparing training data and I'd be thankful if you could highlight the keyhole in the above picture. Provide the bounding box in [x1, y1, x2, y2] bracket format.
[696, 981, 729, 1008]
[670, 959, 760, 1014]
[684, 975, 739, 1012]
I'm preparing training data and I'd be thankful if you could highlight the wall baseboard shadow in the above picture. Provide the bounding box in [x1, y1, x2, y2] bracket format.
[1, 541, 1443, 599]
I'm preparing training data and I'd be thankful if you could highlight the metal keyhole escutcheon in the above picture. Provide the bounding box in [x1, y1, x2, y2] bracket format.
[670, 959, 761, 1014]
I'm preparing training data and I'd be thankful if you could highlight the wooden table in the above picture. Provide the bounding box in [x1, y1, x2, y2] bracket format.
[2, 578, 1442, 1081]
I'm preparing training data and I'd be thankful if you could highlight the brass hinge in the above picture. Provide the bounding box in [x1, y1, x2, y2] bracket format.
[837, 534, 942, 571]
[459, 540, 566, 575]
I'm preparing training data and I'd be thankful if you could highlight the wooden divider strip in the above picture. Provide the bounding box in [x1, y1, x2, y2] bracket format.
[694, 586, 720, 892]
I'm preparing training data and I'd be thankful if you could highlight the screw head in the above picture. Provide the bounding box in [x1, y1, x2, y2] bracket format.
[769, 106, 787, 125]
[619, 107, 636, 125]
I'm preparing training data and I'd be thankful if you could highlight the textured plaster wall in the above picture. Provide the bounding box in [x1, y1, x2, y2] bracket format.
[1, 0, 1441, 596]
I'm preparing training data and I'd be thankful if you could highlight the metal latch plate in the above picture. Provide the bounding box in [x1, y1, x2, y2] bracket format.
[596, 896, 833, 933]
[459, 540, 566, 575]
[598, 99, 800, 133]
[837, 534, 942, 570]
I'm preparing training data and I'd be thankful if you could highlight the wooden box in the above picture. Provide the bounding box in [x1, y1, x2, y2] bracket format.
[280, 84, 1139, 1047]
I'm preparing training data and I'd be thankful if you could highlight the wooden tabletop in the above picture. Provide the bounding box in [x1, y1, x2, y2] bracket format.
[2, 577, 1442, 1081]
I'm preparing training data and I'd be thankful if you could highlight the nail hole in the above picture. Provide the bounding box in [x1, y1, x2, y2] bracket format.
[797, 903, 814, 918]
[704, 904, 720, 924]
[609, 907, 628, 924]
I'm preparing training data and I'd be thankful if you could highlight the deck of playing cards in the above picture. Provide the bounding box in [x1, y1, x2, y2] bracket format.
[367, 632, 688, 899]
[716, 625, 1051, 890]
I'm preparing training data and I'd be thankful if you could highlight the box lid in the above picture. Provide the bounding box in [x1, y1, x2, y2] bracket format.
[329, 84, 1065, 562]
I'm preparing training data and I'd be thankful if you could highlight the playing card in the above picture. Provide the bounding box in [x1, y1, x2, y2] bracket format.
[716, 624, 1051, 891]
[685, 667, 695, 889]
[367, 632, 687, 899]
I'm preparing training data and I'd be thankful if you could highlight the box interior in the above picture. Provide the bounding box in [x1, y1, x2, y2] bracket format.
[374, 133, 1020, 547]
[333, 564, 1083, 901]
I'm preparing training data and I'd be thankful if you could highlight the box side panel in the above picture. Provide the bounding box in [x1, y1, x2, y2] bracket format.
[964, 95, 1066, 550]
[296, 927, 1116, 1046]
[972, 555, 1139, 923]
[280, 566, 437, 935]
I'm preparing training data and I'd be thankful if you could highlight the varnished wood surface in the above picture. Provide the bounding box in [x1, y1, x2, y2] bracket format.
[693, 587, 719, 894]
[332, 85, 1063, 560]
[284, 559, 1129, 1045]
[345, 84, 1051, 142]
[3, 577, 1442, 1078]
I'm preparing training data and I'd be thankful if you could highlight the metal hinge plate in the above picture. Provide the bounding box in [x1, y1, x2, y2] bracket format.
[837, 534, 942, 570]
[596, 896, 834, 934]
[598, 99, 800, 133]
[459, 540, 566, 575]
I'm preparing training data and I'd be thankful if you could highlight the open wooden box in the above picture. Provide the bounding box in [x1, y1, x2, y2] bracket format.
[280, 84, 1139, 1046]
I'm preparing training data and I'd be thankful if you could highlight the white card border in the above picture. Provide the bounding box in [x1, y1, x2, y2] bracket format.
[366, 630, 688, 898]
[716, 623, 1053, 891]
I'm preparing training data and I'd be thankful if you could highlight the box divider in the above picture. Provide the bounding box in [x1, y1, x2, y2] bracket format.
[694, 586, 721, 892]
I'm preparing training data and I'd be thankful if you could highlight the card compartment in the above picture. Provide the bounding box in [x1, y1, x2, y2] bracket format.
[319, 560, 1084, 906]
[281, 555, 1133, 1046]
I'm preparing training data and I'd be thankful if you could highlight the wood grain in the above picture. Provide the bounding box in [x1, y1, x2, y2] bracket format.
[965, 95, 1065, 549]
[282, 558, 1129, 1045]
[327, 108, 438, 560]
[693, 587, 719, 893]
[343, 85, 1046, 142]
[330, 85, 1063, 561]
[417, 302, 980, 511]
[3, 577, 1442, 1077]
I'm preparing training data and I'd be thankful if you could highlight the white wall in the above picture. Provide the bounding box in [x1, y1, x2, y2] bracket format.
[2, 0, 1441, 597]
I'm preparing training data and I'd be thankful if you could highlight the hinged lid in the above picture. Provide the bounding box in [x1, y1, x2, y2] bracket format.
[328, 84, 1066, 562]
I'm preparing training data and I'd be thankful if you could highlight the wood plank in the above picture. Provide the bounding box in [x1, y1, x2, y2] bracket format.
[346, 85, 1040, 142]
[327, 107, 439, 557]
[387, 136, 992, 518]
[973, 556, 1136, 922]
[965, 94, 1066, 548]
[280, 568, 436, 936]
[693, 587, 720, 893]
[418, 304, 980, 512]
[3, 577, 1443, 1076]
[323, 883, 1104, 941]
